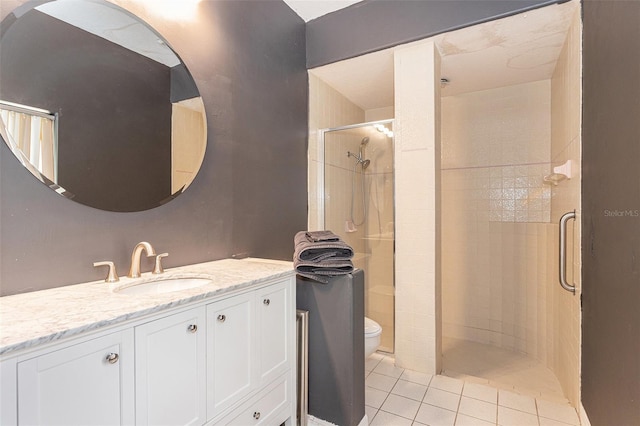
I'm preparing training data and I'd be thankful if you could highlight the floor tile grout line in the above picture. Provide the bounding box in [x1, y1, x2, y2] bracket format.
[496, 389, 501, 426]
[495, 388, 499, 425]
[409, 373, 428, 425]
[371, 373, 399, 423]
[452, 381, 464, 426]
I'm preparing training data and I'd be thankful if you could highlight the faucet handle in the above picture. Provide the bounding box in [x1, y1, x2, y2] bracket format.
[93, 261, 119, 282]
[153, 253, 169, 274]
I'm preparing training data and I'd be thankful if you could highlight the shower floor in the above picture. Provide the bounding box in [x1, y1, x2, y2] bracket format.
[442, 337, 570, 404]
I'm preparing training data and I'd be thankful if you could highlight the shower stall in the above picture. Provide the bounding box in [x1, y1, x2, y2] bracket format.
[319, 120, 395, 352]
[439, 6, 582, 404]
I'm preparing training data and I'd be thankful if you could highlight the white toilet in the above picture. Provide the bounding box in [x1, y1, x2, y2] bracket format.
[364, 316, 382, 358]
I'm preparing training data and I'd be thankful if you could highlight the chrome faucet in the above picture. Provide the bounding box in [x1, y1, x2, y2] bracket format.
[128, 242, 156, 278]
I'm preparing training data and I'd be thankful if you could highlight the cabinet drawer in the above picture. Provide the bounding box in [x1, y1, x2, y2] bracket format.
[219, 375, 290, 426]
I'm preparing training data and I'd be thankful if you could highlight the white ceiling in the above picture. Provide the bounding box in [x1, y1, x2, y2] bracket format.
[282, 0, 363, 22]
[310, 0, 579, 110]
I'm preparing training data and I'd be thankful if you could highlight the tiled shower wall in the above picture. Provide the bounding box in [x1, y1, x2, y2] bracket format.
[323, 129, 368, 257]
[441, 80, 554, 361]
[307, 72, 365, 235]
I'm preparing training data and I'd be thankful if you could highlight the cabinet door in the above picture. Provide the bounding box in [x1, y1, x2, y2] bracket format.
[256, 280, 290, 385]
[1, 358, 17, 425]
[207, 292, 255, 418]
[135, 307, 206, 426]
[17, 330, 134, 426]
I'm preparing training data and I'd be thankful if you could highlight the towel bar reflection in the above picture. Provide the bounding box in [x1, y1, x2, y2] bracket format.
[559, 211, 576, 294]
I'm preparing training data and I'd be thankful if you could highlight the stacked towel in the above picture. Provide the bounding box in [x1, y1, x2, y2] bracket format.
[294, 230, 354, 283]
[304, 230, 340, 242]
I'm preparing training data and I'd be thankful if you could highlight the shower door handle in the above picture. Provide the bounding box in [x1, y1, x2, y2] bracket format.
[559, 211, 576, 294]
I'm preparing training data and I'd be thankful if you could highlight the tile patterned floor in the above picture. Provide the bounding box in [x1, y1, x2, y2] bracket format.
[365, 353, 582, 426]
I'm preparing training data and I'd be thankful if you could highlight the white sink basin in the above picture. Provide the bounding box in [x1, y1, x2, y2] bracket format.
[114, 277, 212, 295]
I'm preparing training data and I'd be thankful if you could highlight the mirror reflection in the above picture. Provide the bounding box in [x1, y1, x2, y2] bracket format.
[0, 0, 207, 212]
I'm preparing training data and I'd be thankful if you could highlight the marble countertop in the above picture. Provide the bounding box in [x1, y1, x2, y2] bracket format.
[0, 258, 294, 356]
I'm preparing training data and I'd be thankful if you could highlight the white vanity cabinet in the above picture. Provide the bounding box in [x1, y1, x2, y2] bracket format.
[135, 306, 206, 426]
[16, 330, 134, 426]
[0, 265, 295, 426]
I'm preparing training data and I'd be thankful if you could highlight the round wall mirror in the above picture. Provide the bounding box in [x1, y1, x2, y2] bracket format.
[0, 0, 207, 212]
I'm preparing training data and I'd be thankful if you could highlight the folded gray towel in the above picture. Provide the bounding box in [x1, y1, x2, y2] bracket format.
[293, 230, 355, 283]
[294, 231, 354, 262]
[295, 260, 354, 284]
[305, 230, 340, 242]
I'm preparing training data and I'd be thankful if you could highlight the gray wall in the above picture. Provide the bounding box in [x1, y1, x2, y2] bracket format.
[581, 1, 640, 424]
[0, 0, 308, 295]
[306, 0, 559, 68]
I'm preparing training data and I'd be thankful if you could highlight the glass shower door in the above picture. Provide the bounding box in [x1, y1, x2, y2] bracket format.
[322, 121, 395, 353]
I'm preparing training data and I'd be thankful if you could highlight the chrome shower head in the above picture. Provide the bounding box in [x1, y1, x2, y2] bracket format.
[359, 137, 370, 159]
[361, 159, 371, 170]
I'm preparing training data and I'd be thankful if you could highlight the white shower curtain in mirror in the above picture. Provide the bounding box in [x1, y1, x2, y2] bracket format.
[0, 108, 56, 183]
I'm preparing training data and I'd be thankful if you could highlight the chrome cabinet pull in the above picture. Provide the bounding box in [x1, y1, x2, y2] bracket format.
[106, 353, 119, 364]
[253, 411, 261, 420]
[559, 210, 577, 294]
[187, 324, 198, 333]
[217, 314, 226, 322]
[263, 298, 270, 306]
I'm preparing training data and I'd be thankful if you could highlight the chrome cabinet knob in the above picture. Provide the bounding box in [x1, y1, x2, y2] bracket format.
[217, 314, 226, 322]
[253, 411, 261, 420]
[187, 324, 198, 333]
[106, 353, 119, 364]
[263, 299, 270, 306]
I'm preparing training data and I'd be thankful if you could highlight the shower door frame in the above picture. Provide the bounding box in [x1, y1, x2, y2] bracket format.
[317, 119, 396, 353]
